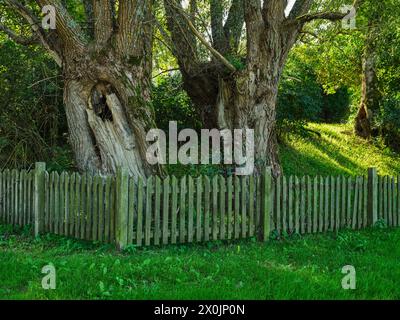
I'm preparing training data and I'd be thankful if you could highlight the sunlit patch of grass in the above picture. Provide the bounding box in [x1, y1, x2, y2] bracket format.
[281, 123, 400, 176]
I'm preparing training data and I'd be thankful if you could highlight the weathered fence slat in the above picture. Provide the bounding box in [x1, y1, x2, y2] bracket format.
[241, 176, 247, 238]
[196, 176, 202, 242]
[154, 176, 162, 245]
[212, 176, 218, 240]
[227, 176, 233, 240]
[219, 176, 226, 239]
[282, 175, 287, 234]
[234, 176, 240, 239]
[188, 176, 194, 242]
[180, 176, 187, 243]
[163, 176, 170, 245]
[288, 176, 293, 233]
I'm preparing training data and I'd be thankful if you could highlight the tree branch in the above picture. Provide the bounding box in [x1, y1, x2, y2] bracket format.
[223, 0, 244, 54]
[82, 0, 94, 37]
[244, 0, 264, 63]
[167, 0, 236, 72]
[179, 8, 236, 72]
[116, 0, 152, 57]
[93, 0, 113, 47]
[4, 0, 62, 65]
[163, 0, 199, 73]
[296, 11, 347, 24]
[35, 0, 88, 49]
[210, 0, 225, 52]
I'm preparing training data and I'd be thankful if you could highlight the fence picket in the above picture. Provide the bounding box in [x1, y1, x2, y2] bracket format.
[171, 176, 178, 244]
[136, 177, 144, 246]
[86, 175, 93, 240]
[163, 176, 170, 245]
[180, 176, 187, 243]
[324, 176, 329, 232]
[294, 176, 300, 234]
[363, 176, 368, 228]
[241, 176, 247, 238]
[227, 176, 233, 240]
[19, 170, 25, 226]
[104, 176, 112, 242]
[384, 176, 388, 223]
[219, 176, 226, 239]
[352, 177, 358, 229]
[204, 176, 211, 241]
[154, 176, 161, 245]
[212, 176, 218, 240]
[282, 176, 287, 234]
[145, 176, 153, 246]
[358, 176, 363, 229]
[335, 176, 340, 231]
[188, 176, 194, 242]
[92, 176, 99, 241]
[313, 177, 318, 233]
[330, 176, 335, 231]
[341, 176, 346, 228]
[300, 176, 306, 234]
[80, 174, 87, 239]
[275, 176, 281, 234]
[73, 173, 81, 238]
[53, 172, 60, 234]
[288, 176, 293, 233]
[234, 176, 240, 239]
[196, 176, 202, 242]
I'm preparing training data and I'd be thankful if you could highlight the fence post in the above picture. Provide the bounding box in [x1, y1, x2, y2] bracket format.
[260, 167, 272, 242]
[367, 167, 378, 227]
[116, 166, 129, 250]
[34, 162, 46, 237]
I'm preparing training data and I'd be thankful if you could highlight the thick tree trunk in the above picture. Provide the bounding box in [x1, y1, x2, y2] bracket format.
[163, 0, 309, 178]
[62, 49, 157, 179]
[354, 28, 380, 138]
[214, 69, 282, 177]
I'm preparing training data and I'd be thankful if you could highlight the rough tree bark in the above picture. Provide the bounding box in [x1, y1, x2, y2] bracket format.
[354, 22, 381, 139]
[2, 0, 157, 179]
[163, 0, 352, 176]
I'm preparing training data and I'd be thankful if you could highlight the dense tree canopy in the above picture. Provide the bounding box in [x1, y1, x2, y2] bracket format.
[0, 0, 399, 176]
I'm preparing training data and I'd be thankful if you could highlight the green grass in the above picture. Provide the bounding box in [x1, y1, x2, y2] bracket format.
[280, 123, 400, 176]
[2, 122, 400, 300]
[1, 224, 400, 300]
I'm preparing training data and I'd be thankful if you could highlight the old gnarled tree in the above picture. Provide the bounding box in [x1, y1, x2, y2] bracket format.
[162, 0, 358, 176]
[1, 0, 156, 179]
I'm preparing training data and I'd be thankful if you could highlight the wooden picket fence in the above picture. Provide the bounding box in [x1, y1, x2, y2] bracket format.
[0, 164, 395, 249]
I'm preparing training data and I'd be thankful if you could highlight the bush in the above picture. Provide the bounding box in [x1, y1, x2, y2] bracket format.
[152, 73, 201, 132]
[0, 40, 73, 171]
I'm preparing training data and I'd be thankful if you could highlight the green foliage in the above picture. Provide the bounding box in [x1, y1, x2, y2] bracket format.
[277, 45, 351, 135]
[0, 41, 74, 171]
[226, 54, 245, 71]
[152, 73, 201, 132]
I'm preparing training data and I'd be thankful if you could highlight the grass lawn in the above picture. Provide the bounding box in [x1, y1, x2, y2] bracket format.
[1, 224, 400, 300]
[280, 123, 400, 176]
[2, 122, 400, 300]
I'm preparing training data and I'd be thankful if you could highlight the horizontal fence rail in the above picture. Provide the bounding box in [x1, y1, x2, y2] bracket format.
[0, 164, 396, 249]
